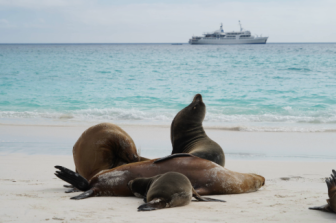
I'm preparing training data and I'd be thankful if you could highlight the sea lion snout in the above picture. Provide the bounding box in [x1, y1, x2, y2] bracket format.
[193, 94, 203, 103]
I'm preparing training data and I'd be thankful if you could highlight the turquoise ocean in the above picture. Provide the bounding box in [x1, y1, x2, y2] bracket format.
[0, 43, 335, 158]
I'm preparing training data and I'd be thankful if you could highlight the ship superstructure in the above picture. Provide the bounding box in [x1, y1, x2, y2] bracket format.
[189, 21, 268, 45]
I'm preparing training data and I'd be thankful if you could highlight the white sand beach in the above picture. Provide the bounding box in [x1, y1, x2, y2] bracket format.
[0, 124, 335, 222]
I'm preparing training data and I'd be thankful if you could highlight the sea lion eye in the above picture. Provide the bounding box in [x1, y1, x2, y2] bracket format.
[193, 107, 196, 110]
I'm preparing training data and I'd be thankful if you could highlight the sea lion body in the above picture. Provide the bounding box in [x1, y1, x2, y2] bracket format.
[55, 156, 265, 199]
[310, 169, 336, 213]
[170, 94, 225, 166]
[128, 172, 225, 211]
[129, 172, 193, 211]
[73, 123, 140, 180]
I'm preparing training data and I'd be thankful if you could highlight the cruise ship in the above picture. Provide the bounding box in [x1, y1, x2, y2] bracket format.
[189, 21, 268, 45]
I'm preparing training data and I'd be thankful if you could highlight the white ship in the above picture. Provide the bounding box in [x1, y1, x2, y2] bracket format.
[189, 21, 268, 45]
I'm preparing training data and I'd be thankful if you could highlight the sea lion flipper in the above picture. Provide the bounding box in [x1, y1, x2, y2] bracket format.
[192, 196, 226, 202]
[139, 156, 150, 161]
[63, 184, 74, 188]
[154, 154, 194, 164]
[54, 166, 90, 191]
[137, 199, 167, 211]
[143, 193, 148, 203]
[65, 187, 80, 193]
[309, 204, 331, 212]
[70, 189, 94, 200]
[192, 188, 225, 202]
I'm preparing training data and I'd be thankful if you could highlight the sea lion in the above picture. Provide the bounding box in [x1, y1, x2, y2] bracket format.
[128, 172, 225, 211]
[309, 169, 336, 213]
[161, 94, 225, 166]
[54, 155, 265, 200]
[73, 123, 148, 181]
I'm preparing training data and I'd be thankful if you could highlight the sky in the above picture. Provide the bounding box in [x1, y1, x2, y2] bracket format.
[0, 0, 335, 43]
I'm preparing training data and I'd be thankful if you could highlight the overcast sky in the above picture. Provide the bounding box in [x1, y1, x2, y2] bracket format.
[0, 0, 335, 43]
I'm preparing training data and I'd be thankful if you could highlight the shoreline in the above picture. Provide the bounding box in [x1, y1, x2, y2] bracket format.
[1, 121, 336, 133]
[1, 123, 335, 161]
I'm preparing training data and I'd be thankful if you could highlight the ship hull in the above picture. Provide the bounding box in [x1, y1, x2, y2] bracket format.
[189, 37, 268, 45]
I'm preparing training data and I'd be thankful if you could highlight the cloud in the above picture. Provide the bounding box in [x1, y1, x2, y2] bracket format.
[0, 0, 335, 42]
[0, 0, 81, 8]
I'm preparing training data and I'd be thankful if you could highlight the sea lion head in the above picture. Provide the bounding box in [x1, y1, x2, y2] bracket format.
[128, 175, 162, 198]
[251, 174, 265, 189]
[117, 139, 140, 163]
[120, 152, 139, 163]
[176, 94, 206, 126]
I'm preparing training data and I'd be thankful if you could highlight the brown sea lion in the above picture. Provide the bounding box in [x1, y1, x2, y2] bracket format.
[160, 94, 225, 166]
[128, 172, 225, 211]
[73, 123, 148, 181]
[54, 155, 265, 200]
[309, 169, 336, 213]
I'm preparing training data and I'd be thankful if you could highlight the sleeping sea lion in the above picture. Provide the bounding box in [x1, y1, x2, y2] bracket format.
[159, 94, 225, 166]
[309, 169, 336, 213]
[73, 123, 148, 181]
[54, 155, 265, 200]
[128, 172, 225, 211]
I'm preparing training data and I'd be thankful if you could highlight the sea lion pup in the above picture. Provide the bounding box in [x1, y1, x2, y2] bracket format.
[73, 123, 149, 181]
[128, 172, 225, 211]
[309, 169, 336, 213]
[54, 155, 265, 200]
[157, 94, 225, 166]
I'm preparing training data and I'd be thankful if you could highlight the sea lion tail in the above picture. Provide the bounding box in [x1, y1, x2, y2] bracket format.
[54, 166, 90, 191]
[137, 199, 167, 211]
[70, 189, 95, 200]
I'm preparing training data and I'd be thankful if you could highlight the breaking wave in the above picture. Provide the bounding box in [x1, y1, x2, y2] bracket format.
[1, 108, 336, 132]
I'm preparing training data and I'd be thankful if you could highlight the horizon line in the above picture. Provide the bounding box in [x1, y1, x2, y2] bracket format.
[0, 42, 336, 45]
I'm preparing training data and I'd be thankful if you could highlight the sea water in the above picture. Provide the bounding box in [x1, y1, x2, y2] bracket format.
[0, 43, 335, 158]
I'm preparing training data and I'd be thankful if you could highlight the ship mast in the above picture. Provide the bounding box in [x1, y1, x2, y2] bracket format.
[239, 20, 243, 32]
[220, 23, 223, 32]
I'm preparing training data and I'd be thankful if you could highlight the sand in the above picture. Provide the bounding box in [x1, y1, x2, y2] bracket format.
[0, 155, 335, 222]
[1, 123, 335, 159]
[0, 124, 335, 222]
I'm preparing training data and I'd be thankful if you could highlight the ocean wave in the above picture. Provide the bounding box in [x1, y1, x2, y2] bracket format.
[1, 108, 336, 132]
[204, 112, 336, 124]
[0, 108, 175, 122]
[1, 108, 336, 122]
[1, 108, 336, 123]
[205, 125, 336, 133]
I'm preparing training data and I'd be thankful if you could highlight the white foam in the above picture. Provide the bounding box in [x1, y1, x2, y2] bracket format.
[1, 108, 336, 132]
